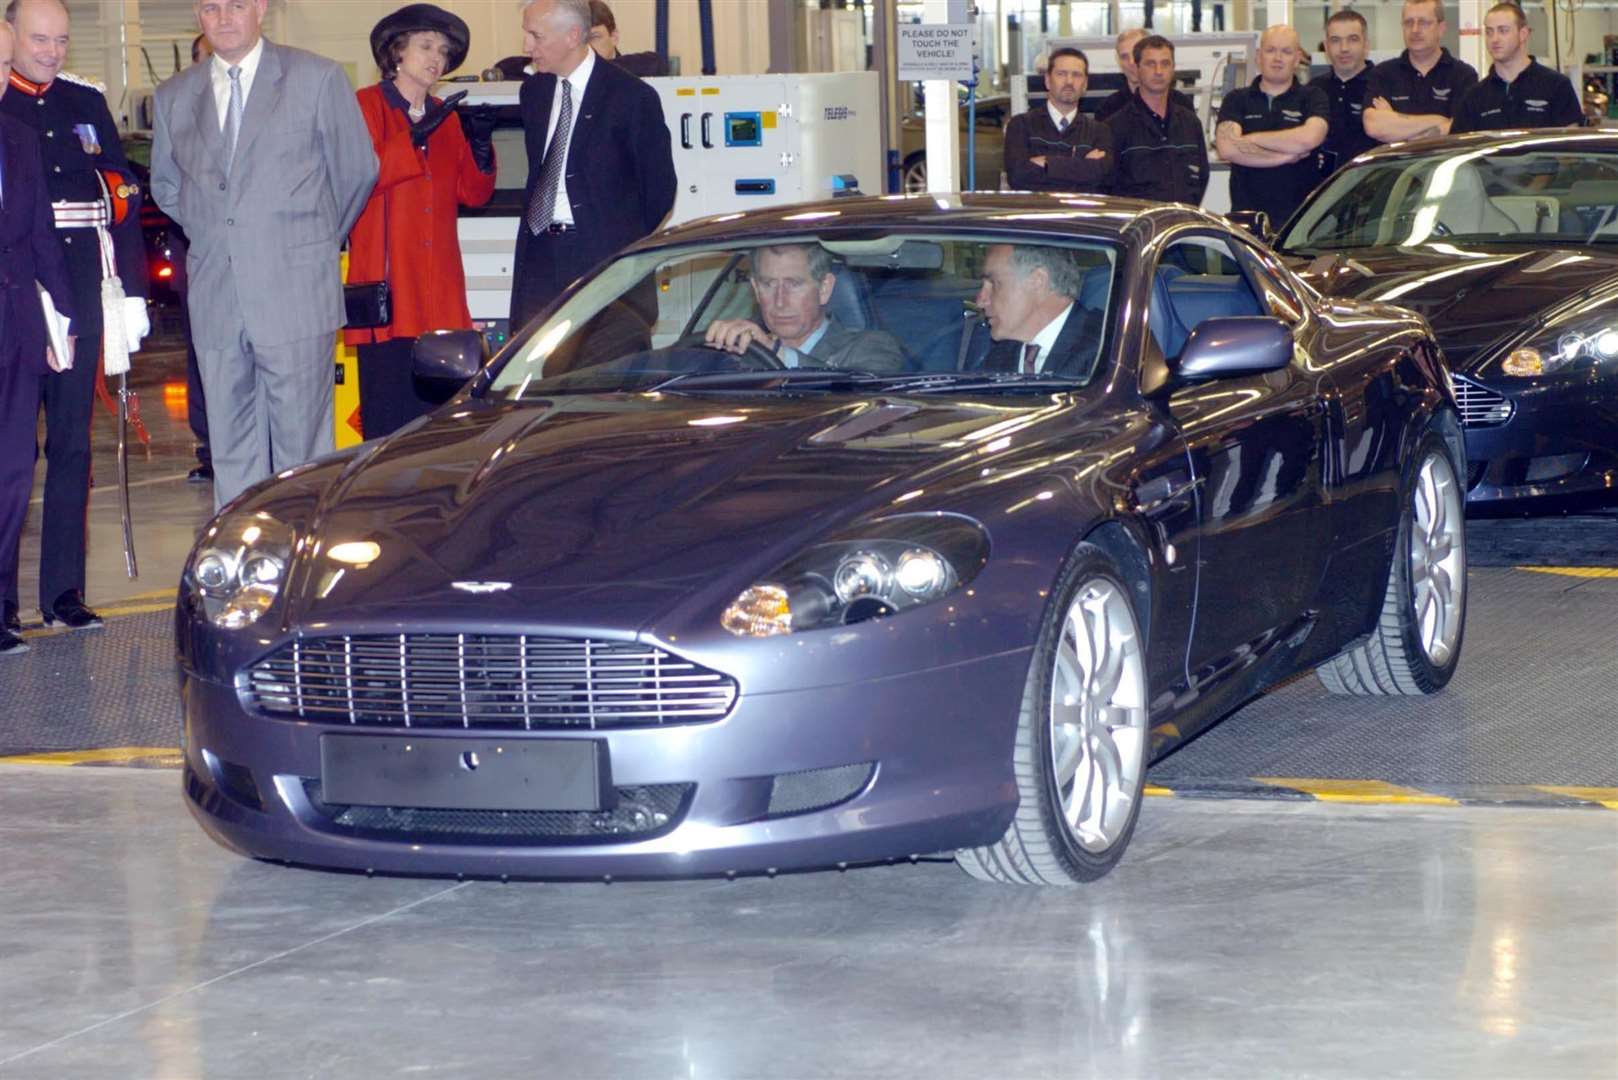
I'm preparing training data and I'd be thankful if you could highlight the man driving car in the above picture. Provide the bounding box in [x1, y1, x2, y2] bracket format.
[705, 244, 905, 371]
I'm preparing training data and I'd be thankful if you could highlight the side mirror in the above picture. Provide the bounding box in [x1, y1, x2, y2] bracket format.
[412, 329, 487, 385]
[1176, 316, 1294, 381]
[1225, 210, 1272, 241]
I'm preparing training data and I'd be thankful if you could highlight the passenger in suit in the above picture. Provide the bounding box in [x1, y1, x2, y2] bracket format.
[973, 243, 1101, 377]
[0, 18, 77, 655]
[150, 0, 378, 509]
[704, 243, 906, 372]
[510, 0, 676, 331]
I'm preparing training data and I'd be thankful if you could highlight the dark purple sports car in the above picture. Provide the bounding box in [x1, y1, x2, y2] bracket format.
[176, 194, 1466, 885]
[1276, 128, 1618, 511]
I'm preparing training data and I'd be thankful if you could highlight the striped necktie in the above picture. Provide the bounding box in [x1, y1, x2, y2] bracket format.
[1022, 342, 1040, 373]
[526, 80, 573, 235]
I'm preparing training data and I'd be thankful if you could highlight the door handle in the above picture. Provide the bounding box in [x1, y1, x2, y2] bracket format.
[680, 113, 693, 150]
[701, 113, 714, 149]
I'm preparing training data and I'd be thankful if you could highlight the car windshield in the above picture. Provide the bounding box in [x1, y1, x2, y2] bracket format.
[485, 234, 1119, 399]
[1279, 146, 1618, 253]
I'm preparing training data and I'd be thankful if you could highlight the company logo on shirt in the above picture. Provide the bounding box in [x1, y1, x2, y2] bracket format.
[1526, 98, 1548, 110]
[1433, 87, 1452, 99]
[1281, 109, 1303, 122]
[1349, 102, 1364, 115]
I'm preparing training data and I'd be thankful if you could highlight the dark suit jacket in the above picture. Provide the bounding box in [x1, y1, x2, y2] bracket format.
[1004, 109, 1113, 193]
[0, 114, 76, 371]
[979, 304, 1100, 377]
[518, 55, 676, 273]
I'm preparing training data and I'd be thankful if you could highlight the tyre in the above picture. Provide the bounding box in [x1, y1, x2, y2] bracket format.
[901, 154, 928, 194]
[958, 545, 1151, 885]
[1318, 432, 1467, 696]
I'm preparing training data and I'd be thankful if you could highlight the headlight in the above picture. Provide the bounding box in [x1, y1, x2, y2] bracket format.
[721, 515, 988, 637]
[187, 511, 296, 629]
[1503, 322, 1618, 376]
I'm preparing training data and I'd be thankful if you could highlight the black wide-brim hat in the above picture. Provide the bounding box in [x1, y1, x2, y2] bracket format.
[370, 4, 471, 76]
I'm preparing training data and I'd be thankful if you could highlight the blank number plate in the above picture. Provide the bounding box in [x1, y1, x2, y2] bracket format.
[320, 735, 607, 812]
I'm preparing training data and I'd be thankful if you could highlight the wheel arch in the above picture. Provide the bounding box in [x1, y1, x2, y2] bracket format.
[1078, 519, 1154, 651]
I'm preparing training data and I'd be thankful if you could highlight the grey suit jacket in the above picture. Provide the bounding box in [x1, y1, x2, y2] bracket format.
[150, 41, 378, 350]
[803, 318, 905, 372]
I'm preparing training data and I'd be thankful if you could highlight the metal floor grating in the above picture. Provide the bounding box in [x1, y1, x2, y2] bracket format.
[1, 568, 1614, 789]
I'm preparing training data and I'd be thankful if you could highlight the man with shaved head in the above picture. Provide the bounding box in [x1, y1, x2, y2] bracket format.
[1214, 25, 1329, 229]
[1, 0, 149, 633]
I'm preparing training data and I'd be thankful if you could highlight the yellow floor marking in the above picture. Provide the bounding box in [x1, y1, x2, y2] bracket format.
[1143, 784, 1175, 798]
[1254, 777, 1459, 806]
[16, 590, 177, 638]
[0, 747, 182, 767]
[1533, 786, 1618, 810]
[1517, 566, 1618, 580]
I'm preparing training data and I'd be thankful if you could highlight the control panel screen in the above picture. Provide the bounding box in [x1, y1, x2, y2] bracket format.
[725, 113, 763, 147]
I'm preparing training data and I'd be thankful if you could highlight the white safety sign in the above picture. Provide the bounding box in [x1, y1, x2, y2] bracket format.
[896, 24, 976, 82]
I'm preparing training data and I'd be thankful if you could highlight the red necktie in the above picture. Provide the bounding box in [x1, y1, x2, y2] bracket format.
[1022, 342, 1040, 373]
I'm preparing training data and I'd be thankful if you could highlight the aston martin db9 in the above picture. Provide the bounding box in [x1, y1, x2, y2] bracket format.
[177, 194, 1466, 885]
[1277, 128, 1618, 511]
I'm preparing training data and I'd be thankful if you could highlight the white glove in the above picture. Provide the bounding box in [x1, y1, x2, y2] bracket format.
[122, 296, 151, 352]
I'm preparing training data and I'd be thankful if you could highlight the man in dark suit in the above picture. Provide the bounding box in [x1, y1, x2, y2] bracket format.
[972, 243, 1100, 377]
[511, 0, 676, 331]
[1003, 47, 1113, 194]
[703, 243, 905, 371]
[0, 18, 77, 655]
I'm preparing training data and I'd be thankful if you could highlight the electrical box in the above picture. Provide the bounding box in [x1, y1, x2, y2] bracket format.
[654, 72, 883, 224]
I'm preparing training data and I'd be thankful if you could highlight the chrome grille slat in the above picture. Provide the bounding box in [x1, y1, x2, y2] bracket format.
[1450, 374, 1513, 428]
[245, 633, 738, 730]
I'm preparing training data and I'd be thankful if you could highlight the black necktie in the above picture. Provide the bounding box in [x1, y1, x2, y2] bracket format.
[527, 80, 573, 234]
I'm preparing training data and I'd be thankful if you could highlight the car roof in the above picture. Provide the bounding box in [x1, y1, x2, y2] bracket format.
[637, 192, 1216, 250]
[1346, 126, 1618, 166]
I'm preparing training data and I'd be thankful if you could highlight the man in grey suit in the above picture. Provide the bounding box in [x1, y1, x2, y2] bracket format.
[150, 0, 377, 508]
[704, 244, 905, 371]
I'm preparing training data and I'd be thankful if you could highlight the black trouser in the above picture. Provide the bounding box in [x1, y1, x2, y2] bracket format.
[0, 354, 43, 619]
[5, 331, 98, 613]
[179, 279, 210, 466]
[357, 337, 437, 441]
[510, 228, 594, 333]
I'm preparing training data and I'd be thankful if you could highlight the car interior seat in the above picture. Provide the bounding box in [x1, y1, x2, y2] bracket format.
[824, 268, 875, 332]
[1149, 264, 1263, 360]
[1432, 161, 1520, 236]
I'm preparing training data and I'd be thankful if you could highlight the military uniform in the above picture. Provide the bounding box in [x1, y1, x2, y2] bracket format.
[0, 69, 148, 623]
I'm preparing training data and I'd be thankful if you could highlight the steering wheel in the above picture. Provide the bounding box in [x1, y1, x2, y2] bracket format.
[1431, 219, 1454, 237]
[675, 332, 786, 371]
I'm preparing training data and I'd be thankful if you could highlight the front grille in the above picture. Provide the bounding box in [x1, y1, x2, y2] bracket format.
[245, 634, 737, 730]
[302, 779, 692, 844]
[1450, 374, 1513, 428]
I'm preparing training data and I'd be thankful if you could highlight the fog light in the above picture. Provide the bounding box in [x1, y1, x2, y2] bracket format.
[1502, 348, 1543, 376]
[722, 585, 792, 637]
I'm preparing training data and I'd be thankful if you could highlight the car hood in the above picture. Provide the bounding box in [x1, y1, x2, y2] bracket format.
[281, 393, 1071, 630]
[1284, 244, 1618, 372]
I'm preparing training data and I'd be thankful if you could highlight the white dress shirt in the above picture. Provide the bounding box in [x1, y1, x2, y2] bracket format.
[1046, 101, 1078, 131]
[1022, 303, 1075, 373]
[544, 47, 596, 226]
[211, 38, 266, 131]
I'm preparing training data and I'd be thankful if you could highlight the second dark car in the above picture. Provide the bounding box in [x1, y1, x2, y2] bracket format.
[1277, 128, 1618, 512]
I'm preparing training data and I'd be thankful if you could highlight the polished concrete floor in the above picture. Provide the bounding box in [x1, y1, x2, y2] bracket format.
[3, 338, 1617, 1079]
[1, 766, 1614, 1079]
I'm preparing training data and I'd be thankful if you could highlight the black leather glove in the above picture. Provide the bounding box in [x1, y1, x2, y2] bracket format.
[459, 104, 499, 174]
[410, 89, 468, 149]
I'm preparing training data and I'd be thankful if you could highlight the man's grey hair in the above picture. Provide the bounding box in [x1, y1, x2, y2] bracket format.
[6, 0, 71, 24]
[1009, 245, 1084, 299]
[750, 243, 836, 281]
[524, 0, 591, 35]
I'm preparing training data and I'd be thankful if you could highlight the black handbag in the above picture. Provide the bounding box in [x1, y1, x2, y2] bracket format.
[344, 189, 391, 330]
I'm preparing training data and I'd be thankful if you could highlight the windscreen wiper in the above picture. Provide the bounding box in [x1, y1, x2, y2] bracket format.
[869, 372, 1083, 393]
[649, 368, 888, 393]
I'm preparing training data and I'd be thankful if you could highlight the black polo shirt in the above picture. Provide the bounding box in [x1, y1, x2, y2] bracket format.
[1452, 59, 1584, 133]
[1364, 48, 1478, 120]
[1312, 64, 1377, 176]
[1106, 91, 1209, 205]
[1217, 77, 1330, 227]
[1096, 86, 1195, 123]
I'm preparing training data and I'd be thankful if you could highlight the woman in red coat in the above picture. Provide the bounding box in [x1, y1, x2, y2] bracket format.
[346, 4, 496, 439]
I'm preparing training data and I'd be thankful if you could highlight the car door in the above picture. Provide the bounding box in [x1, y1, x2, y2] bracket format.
[1149, 232, 1333, 695]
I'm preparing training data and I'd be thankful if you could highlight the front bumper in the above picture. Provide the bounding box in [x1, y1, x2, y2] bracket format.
[180, 648, 1031, 879]
[1458, 372, 1618, 509]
